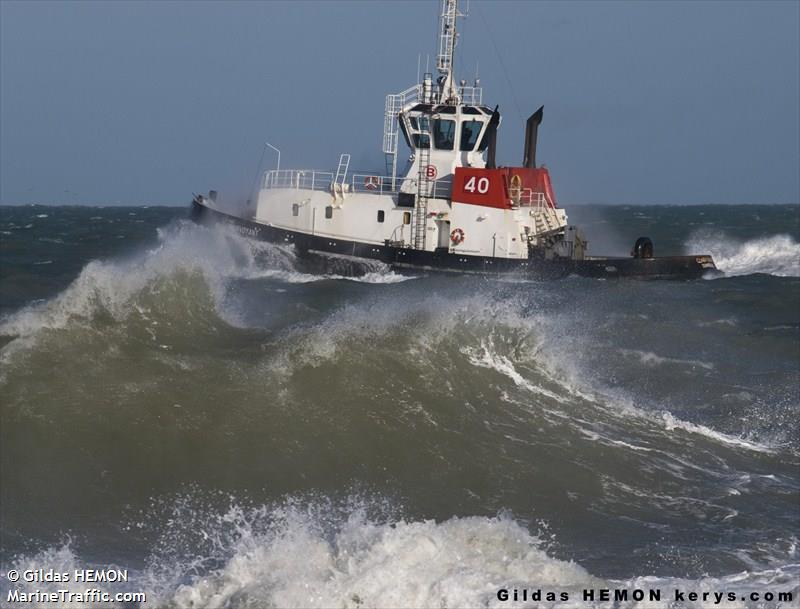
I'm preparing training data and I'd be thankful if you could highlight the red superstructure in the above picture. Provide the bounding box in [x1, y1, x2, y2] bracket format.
[452, 167, 558, 209]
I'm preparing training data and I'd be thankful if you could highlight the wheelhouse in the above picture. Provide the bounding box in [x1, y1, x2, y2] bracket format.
[398, 104, 494, 169]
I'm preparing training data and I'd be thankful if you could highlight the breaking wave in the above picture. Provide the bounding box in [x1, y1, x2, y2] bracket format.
[0, 221, 409, 346]
[2, 214, 798, 609]
[4, 495, 798, 609]
[685, 232, 800, 277]
[0, 222, 789, 456]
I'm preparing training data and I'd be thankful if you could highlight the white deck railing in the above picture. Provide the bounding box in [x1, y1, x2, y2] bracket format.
[458, 86, 483, 105]
[262, 169, 453, 199]
[516, 189, 549, 208]
[263, 169, 334, 191]
[383, 84, 422, 155]
[515, 188, 563, 233]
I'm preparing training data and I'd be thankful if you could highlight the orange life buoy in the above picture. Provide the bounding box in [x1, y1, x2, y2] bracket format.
[450, 228, 465, 245]
[364, 176, 380, 190]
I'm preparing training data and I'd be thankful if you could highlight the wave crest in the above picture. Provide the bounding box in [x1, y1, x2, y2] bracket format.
[685, 232, 800, 277]
[0, 221, 410, 349]
[4, 496, 798, 608]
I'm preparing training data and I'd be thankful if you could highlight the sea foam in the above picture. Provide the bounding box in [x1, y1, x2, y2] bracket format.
[4, 500, 797, 609]
[0, 221, 408, 345]
[685, 232, 800, 277]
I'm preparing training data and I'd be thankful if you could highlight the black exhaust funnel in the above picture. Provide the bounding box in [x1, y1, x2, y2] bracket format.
[523, 105, 544, 168]
[485, 105, 501, 169]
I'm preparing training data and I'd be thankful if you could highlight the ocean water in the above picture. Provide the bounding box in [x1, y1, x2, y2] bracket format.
[0, 204, 798, 608]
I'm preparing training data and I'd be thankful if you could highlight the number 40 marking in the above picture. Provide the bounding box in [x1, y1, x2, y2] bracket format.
[464, 175, 490, 194]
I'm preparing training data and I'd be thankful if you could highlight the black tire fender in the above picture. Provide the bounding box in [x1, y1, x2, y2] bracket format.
[632, 237, 654, 259]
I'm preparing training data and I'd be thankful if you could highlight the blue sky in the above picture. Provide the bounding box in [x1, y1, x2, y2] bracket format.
[1, 0, 798, 205]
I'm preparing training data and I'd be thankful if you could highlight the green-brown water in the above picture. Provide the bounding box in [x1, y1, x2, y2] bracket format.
[1, 204, 798, 607]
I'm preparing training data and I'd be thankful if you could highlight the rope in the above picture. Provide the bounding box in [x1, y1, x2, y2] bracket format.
[475, 3, 525, 125]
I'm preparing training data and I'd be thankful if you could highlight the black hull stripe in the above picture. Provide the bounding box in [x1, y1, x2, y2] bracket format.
[190, 199, 715, 280]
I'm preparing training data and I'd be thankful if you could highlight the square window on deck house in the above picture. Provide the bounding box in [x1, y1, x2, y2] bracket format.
[433, 119, 455, 150]
[460, 120, 483, 151]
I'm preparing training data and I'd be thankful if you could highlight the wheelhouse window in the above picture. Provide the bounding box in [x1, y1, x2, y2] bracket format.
[460, 120, 483, 151]
[412, 133, 430, 149]
[404, 114, 433, 150]
[432, 119, 455, 150]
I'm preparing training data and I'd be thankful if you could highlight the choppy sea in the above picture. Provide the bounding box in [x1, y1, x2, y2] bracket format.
[1, 204, 798, 608]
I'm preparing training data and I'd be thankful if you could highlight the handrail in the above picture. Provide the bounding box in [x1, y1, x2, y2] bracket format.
[263, 168, 454, 199]
[263, 169, 334, 191]
[458, 86, 483, 105]
[383, 84, 423, 155]
[517, 188, 551, 208]
[516, 188, 563, 233]
[350, 173, 401, 195]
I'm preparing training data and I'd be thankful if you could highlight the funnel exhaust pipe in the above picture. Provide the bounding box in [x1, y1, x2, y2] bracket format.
[485, 105, 501, 169]
[523, 106, 544, 168]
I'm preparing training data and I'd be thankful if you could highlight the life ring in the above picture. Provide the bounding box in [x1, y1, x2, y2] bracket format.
[450, 228, 465, 245]
[364, 176, 380, 191]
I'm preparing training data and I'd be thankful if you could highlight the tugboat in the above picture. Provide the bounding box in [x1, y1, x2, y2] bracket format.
[191, 0, 716, 280]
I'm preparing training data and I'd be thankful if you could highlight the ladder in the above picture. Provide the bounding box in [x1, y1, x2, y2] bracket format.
[413, 137, 432, 250]
[334, 153, 350, 187]
[436, 0, 458, 77]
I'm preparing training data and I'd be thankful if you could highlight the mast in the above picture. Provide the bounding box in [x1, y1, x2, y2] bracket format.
[383, 0, 469, 186]
[436, 0, 462, 104]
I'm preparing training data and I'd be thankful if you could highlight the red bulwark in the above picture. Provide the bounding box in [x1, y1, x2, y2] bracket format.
[452, 167, 558, 209]
[451, 168, 512, 209]
[516, 167, 558, 208]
